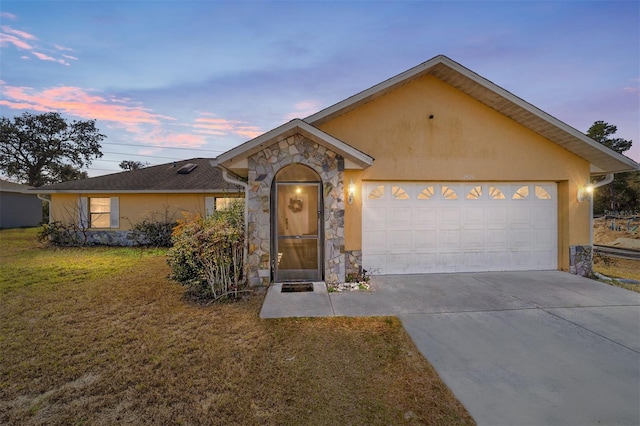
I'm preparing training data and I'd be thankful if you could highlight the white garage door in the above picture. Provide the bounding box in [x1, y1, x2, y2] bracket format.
[362, 182, 557, 275]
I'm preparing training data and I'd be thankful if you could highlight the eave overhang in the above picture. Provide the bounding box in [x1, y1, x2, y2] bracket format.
[217, 119, 374, 176]
[30, 188, 243, 195]
[305, 55, 638, 175]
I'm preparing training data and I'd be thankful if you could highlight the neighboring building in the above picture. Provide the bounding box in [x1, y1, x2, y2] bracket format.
[0, 179, 43, 229]
[33, 158, 244, 245]
[215, 55, 638, 286]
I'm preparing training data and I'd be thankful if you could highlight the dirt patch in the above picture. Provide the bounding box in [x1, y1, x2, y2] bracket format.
[593, 217, 639, 248]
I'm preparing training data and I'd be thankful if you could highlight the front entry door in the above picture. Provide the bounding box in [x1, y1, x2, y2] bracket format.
[274, 182, 322, 281]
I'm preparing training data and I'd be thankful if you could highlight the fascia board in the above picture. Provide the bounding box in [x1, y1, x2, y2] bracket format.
[30, 189, 244, 195]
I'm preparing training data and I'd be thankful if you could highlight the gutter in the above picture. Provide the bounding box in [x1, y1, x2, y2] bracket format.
[37, 194, 51, 224]
[214, 162, 250, 283]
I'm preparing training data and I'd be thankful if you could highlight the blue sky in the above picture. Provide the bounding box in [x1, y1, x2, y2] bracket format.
[1, 1, 638, 176]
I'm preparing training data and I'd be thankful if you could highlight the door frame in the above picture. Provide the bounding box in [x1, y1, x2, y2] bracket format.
[271, 180, 324, 282]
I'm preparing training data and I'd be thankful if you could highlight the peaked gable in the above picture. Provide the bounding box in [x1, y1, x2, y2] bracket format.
[305, 55, 637, 174]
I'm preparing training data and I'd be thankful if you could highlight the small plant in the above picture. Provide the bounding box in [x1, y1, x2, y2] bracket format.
[167, 200, 247, 302]
[330, 267, 372, 292]
[38, 220, 88, 247]
[129, 210, 178, 247]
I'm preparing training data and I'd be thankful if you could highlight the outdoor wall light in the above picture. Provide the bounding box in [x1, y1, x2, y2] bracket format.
[348, 178, 355, 205]
[577, 184, 594, 203]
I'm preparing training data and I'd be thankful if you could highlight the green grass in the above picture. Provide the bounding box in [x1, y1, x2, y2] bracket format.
[0, 228, 474, 425]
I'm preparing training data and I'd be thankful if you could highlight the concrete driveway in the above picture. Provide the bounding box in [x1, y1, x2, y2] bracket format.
[260, 271, 640, 425]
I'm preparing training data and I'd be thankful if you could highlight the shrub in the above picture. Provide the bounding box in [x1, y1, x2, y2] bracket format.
[38, 221, 88, 246]
[167, 200, 246, 301]
[130, 214, 177, 247]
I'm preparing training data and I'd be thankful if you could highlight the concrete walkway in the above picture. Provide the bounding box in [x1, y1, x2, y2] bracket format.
[260, 271, 640, 426]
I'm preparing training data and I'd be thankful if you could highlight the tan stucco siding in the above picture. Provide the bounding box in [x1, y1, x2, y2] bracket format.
[320, 75, 591, 270]
[50, 193, 240, 230]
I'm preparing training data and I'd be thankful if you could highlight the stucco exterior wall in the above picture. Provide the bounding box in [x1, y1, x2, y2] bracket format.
[319, 75, 591, 271]
[50, 192, 240, 230]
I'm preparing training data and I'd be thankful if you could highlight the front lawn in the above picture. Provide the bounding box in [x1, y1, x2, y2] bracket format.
[0, 228, 474, 425]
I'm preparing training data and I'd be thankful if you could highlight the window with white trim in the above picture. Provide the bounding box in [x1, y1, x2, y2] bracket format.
[79, 197, 119, 229]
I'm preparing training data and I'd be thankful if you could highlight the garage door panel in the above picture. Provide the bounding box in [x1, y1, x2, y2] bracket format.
[389, 231, 413, 251]
[363, 230, 387, 252]
[363, 206, 387, 230]
[362, 181, 557, 275]
[440, 230, 461, 250]
[509, 207, 531, 228]
[463, 207, 484, 228]
[414, 230, 438, 250]
[388, 207, 412, 230]
[439, 208, 461, 228]
[414, 207, 438, 229]
[462, 230, 484, 250]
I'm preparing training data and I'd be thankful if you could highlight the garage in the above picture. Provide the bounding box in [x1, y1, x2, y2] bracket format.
[362, 182, 557, 275]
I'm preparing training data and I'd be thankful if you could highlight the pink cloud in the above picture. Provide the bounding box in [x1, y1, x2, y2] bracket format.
[1, 24, 75, 66]
[32, 51, 70, 66]
[0, 33, 33, 50]
[193, 113, 263, 138]
[54, 44, 73, 51]
[145, 128, 208, 149]
[0, 83, 173, 132]
[2, 25, 37, 40]
[0, 12, 17, 21]
[284, 99, 322, 121]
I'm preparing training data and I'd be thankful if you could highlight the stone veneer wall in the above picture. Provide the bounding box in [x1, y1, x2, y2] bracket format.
[246, 133, 346, 287]
[345, 250, 362, 278]
[569, 245, 593, 277]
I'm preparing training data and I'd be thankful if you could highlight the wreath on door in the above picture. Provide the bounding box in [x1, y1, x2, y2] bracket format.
[288, 198, 303, 213]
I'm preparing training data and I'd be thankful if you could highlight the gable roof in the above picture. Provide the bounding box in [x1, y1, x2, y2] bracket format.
[305, 55, 638, 174]
[217, 119, 374, 173]
[32, 158, 244, 194]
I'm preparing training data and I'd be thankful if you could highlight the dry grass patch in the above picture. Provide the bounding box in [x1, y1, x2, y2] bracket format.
[0, 228, 474, 425]
[593, 255, 640, 293]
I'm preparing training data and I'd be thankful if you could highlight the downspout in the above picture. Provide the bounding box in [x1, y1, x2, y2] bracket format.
[37, 194, 51, 224]
[589, 173, 614, 247]
[220, 168, 250, 283]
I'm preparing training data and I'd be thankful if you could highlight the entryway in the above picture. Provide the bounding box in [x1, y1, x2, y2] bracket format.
[272, 164, 323, 282]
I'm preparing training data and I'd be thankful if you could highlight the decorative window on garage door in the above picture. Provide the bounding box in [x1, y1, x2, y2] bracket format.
[489, 186, 506, 199]
[368, 185, 385, 200]
[466, 186, 482, 200]
[417, 186, 435, 200]
[441, 185, 458, 200]
[513, 186, 529, 200]
[535, 186, 552, 199]
[392, 186, 409, 199]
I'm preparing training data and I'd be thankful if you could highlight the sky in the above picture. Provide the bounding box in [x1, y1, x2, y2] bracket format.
[1, 1, 639, 177]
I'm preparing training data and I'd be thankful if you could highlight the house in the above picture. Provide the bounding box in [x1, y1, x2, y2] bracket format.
[0, 179, 43, 228]
[215, 55, 638, 286]
[35, 55, 638, 284]
[34, 158, 244, 245]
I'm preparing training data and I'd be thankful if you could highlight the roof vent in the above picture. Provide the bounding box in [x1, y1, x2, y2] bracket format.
[177, 163, 197, 174]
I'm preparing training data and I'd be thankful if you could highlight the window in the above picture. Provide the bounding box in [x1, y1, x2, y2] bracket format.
[441, 185, 458, 200]
[513, 186, 529, 200]
[79, 197, 119, 229]
[417, 186, 435, 200]
[489, 186, 505, 200]
[368, 185, 385, 200]
[90, 198, 111, 228]
[205, 196, 241, 216]
[392, 186, 409, 199]
[466, 186, 482, 200]
[535, 186, 552, 200]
